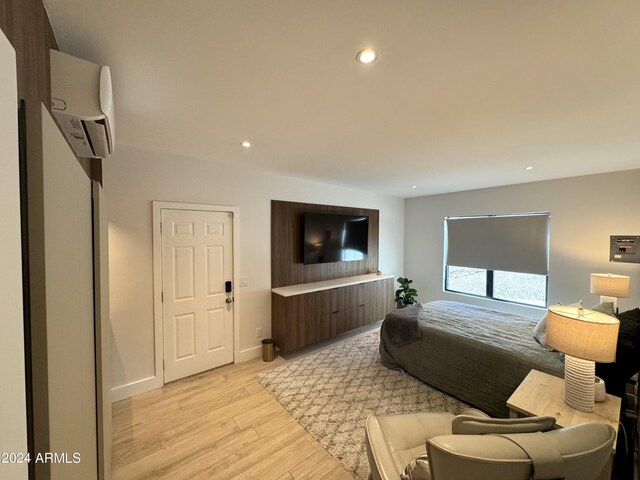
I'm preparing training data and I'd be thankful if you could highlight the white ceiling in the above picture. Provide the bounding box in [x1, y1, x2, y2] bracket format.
[43, 0, 640, 197]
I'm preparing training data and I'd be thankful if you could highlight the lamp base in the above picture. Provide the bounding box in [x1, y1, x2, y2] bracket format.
[563, 355, 595, 412]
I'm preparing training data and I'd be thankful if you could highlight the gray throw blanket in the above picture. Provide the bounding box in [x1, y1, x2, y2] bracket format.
[383, 304, 423, 346]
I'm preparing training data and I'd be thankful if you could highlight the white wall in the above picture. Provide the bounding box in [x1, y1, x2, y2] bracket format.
[105, 144, 404, 400]
[0, 28, 28, 480]
[405, 169, 640, 319]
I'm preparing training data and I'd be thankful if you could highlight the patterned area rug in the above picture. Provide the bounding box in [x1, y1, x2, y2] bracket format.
[257, 330, 468, 480]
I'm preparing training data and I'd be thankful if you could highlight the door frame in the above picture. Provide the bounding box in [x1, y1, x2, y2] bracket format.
[152, 201, 240, 385]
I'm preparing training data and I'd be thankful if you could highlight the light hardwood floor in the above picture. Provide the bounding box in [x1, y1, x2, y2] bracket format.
[111, 355, 353, 480]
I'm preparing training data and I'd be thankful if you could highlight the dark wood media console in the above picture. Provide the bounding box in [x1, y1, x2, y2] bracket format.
[270, 200, 394, 352]
[271, 274, 394, 353]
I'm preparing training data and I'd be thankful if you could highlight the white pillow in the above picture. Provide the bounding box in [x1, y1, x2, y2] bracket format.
[532, 312, 552, 350]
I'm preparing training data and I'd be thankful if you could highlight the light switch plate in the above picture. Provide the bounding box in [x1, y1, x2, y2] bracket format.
[240, 276, 249, 287]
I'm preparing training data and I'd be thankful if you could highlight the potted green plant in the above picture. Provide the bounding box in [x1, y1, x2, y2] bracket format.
[395, 277, 418, 308]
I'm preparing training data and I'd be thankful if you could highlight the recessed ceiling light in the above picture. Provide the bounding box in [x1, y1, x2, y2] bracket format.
[241, 141, 252, 148]
[356, 48, 378, 64]
[525, 166, 534, 171]
[411, 185, 417, 189]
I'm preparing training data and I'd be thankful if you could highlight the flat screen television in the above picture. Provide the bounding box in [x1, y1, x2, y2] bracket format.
[303, 213, 369, 265]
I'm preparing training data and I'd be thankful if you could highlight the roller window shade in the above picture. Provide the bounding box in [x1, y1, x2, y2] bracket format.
[445, 214, 550, 275]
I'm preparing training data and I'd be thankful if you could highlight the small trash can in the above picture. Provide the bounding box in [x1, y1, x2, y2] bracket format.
[262, 339, 276, 362]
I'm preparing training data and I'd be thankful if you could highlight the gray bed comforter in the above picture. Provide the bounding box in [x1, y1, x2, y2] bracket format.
[379, 300, 564, 417]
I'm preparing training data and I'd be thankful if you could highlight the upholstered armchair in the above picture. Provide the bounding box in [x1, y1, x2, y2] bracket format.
[364, 408, 615, 480]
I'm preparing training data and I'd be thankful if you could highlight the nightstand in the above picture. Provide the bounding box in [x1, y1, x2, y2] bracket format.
[507, 369, 621, 480]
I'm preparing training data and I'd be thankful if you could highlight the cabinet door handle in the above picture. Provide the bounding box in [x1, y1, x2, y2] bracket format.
[358, 304, 365, 307]
[332, 310, 339, 314]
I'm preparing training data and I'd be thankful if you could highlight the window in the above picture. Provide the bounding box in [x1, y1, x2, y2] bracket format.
[493, 270, 547, 307]
[444, 213, 550, 308]
[445, 267, 547, 307]
[446, 266, 486, 297]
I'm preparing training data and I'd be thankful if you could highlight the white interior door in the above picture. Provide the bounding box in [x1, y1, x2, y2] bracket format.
[162, 209, 234, 383]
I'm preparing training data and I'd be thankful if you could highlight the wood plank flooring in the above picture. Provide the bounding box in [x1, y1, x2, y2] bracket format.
[111, 355, 352, 480]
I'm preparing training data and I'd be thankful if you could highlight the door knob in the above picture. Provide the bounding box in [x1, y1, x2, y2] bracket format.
[225, 297, 234, 304]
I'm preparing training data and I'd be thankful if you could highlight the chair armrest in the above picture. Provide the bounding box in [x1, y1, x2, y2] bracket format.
[365, 415, 401, 480]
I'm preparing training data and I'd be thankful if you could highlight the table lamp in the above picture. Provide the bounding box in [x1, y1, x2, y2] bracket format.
[590, 273, 630, 314]
[546, 305, 619, 412]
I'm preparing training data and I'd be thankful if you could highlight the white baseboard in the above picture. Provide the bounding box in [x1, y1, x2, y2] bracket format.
[111, 375, 163, 403]
[112, 347, 262, 402]
[236, 345, 262, 363]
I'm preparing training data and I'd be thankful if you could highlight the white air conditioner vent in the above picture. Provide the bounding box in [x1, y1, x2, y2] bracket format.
[50, 49, 115, 159]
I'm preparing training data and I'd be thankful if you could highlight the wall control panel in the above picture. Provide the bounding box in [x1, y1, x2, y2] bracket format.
[610, 235, 640, 263]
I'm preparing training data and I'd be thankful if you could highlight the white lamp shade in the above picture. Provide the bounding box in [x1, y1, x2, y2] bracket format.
[546, 305, 619, 363]
[590, 273, 630, 298]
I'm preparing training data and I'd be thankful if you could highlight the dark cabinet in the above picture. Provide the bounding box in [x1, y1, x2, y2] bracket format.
[272, 277, 394, 353]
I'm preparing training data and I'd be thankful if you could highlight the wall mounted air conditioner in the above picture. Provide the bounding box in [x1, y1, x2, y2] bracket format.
[50, 49, 115, 159]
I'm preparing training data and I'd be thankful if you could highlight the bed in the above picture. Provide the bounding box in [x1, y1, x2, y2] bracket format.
[379, 300, 564, 417]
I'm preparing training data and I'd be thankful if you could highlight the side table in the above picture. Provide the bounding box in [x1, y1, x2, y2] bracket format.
[507, 369, 621, 480]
